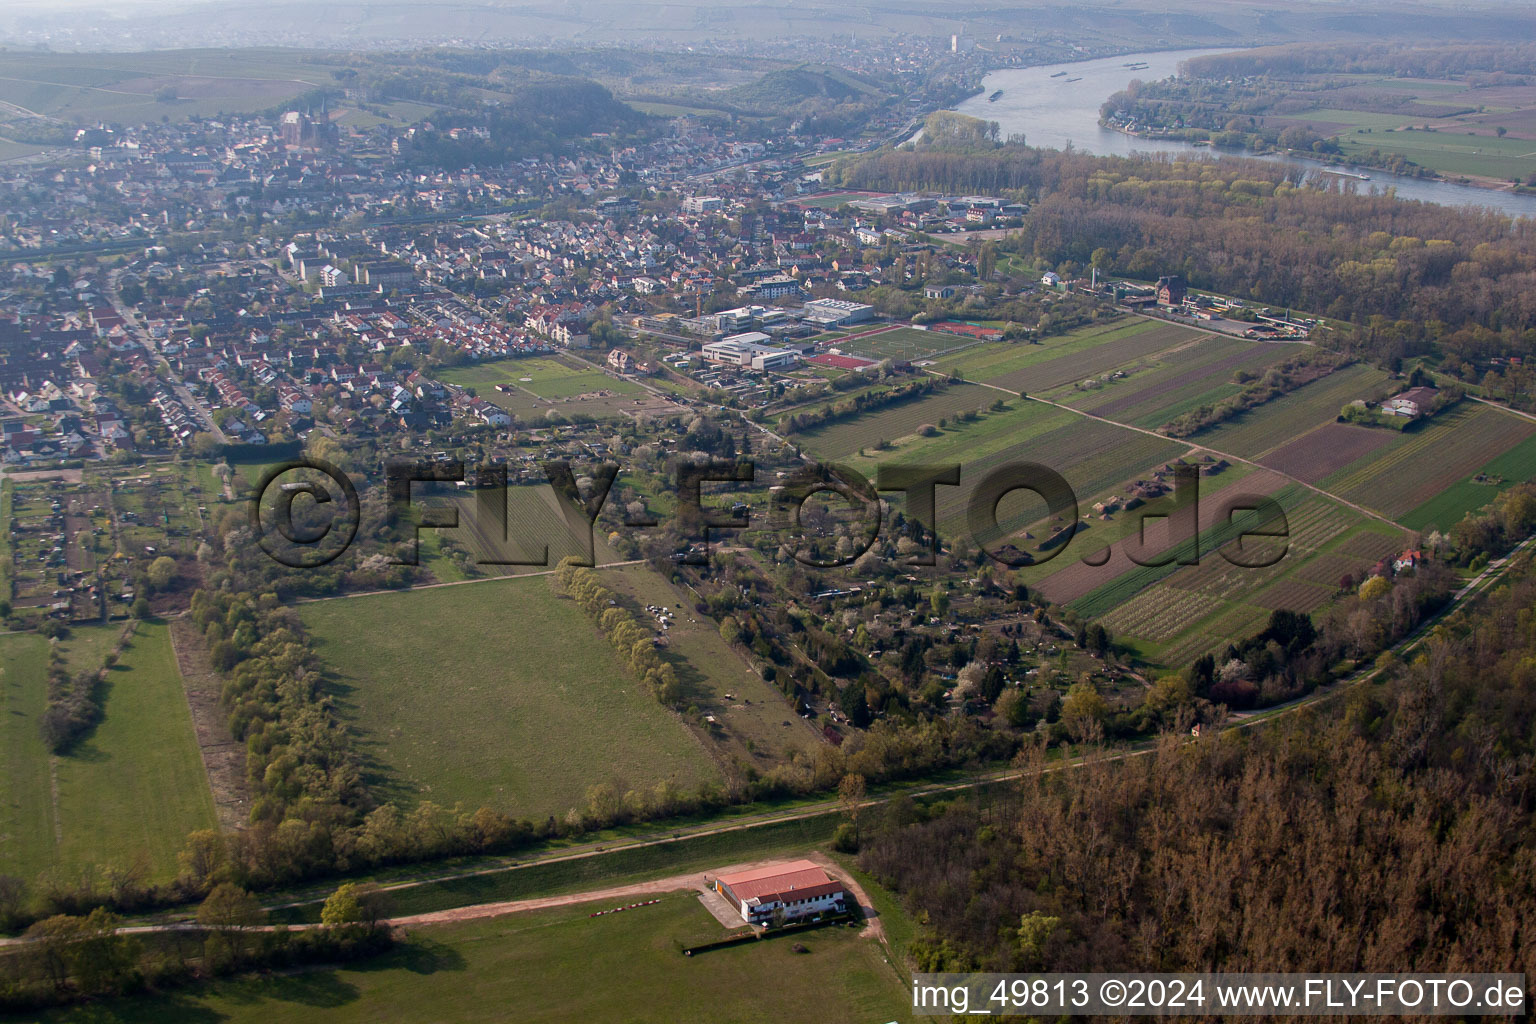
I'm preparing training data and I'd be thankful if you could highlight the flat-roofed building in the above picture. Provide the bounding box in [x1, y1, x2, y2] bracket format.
[801, 298, 875, 327]
[701, 333, 799, 371]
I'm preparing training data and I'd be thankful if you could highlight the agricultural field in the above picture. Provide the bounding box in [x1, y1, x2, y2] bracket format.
[779, 314, 1526, 669]
[0, 49, 345, 126]
[807, 394, 1186, 559]
[1257, 421, 1399, 484]
[789, 382, 999, 458]
[1190, 363, 1393, 460]
[298, 573, 720, 820]
[1060, 333, 1295, 430]
[1316, 402, 1536, 526]
[0, 622, 216, 883]
[1029, 465, 1288, 605]
[1082, 489, 1409, 667]
[1334, 128, 1536, 183]
[1151, 66, 1536, 182]
[935, 317, 1207, 395]
[33, 885, 910, 1024]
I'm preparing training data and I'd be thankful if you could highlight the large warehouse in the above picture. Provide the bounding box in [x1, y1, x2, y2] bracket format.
[713, 859, 847, 926]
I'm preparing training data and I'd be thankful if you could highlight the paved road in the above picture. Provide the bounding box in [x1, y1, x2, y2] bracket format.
[107, 268, 227, 443]
[930, 361, 1405, 532]
[3, 529, 1522, 950]
[287, 559, 647, 605]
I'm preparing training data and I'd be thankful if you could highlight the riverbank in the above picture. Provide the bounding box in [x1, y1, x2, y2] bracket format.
[956, 49, 1536, 218]
[1097, 120, 1536, 195]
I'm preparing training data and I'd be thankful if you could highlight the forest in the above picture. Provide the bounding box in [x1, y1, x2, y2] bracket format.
[828, 144, 1536, 370]
[354, 65, 649, 169]
[857, 551, 1536, 977]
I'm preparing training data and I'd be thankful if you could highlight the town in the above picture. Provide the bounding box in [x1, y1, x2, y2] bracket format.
[2, 11, 1536, 1024]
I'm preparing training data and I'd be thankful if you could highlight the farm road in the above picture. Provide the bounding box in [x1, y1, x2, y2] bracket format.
[937, 370, 1406, 532]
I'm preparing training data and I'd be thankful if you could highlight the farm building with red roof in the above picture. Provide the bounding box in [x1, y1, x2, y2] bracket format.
[713, 859, 847, 925]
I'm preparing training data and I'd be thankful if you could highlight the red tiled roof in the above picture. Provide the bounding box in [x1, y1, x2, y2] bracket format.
[752, 880, 844, 906]
[716, 859, 834, 903]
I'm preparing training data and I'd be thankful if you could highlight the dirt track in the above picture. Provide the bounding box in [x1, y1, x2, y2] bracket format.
[388, 851, 887, 944]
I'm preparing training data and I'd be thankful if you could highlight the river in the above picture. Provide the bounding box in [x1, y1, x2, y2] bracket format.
[953, 49, 1536, 219]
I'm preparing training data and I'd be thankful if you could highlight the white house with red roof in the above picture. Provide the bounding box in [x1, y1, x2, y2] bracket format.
[712, 859, 846, 926]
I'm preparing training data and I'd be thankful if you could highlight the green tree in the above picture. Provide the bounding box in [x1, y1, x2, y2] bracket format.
[71, 909, 136, 995]
[321, 882, 363, 926]
[1359, 575, 1391, 601]
[191, 432, 220, 459]
[147, 556, 177, 590]
[1061, 682, 1109, 741]
[837, 772, 867, 835]
[177, 828, 228, 888]
[929, 588, 950, 616]
[197, 883, 264, 962]
[1017, 910, 1062, 967]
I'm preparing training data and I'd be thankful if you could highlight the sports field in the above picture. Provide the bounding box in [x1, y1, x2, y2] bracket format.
[299, 574, 719, 819]
[440, 356, 641, 399]
[438, 355, 646, 420]
[31, 887, 909, 1024]
[0, 622, 217, 883]
[830, 326, 979, 363]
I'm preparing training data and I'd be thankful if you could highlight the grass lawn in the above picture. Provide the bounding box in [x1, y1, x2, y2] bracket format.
[832, 326, 978, 363]
[273, 815, 845, 924]
[0, 622, 216, 883]
[791, 382, 1006, 459]
[600, 565, 818, 763]
[1334, 129, 1536, 181]
[41, 887, 910, 1024]
[440, 356, 641, 400]
[299, 575, 720, 820]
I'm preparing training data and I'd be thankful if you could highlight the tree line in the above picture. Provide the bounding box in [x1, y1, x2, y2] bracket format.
[828, 144, 1536, 343]
[857, 549, 1536, 978]
[38, 621, 137, 754]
